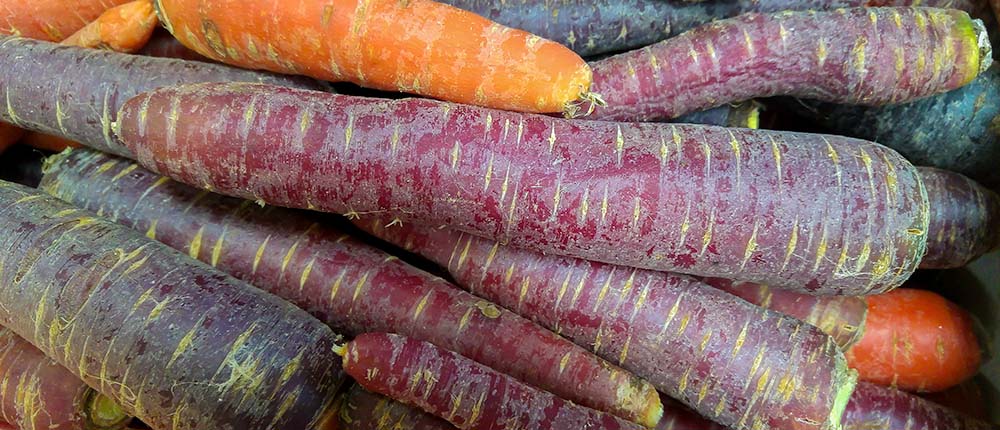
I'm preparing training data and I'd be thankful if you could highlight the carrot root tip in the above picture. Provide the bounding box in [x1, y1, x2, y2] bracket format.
[563, 91, 606, 118]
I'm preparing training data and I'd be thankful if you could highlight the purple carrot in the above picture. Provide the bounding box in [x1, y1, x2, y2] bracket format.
[918, 167, 1000, 268]
[844, 382, 996, 430]
[588, 7, 991, 121]
[116, 82, 928, 295]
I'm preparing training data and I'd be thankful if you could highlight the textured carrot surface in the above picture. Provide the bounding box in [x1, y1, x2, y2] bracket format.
[0, 36, 323, 157]
[918, 167, 1000, 268]
[153, 0, 592, 113]
[41, 148, 663, 427]
[0, 328, 131, 430]
[337, 384, 456, 430]
[844, 382, 994, 430]
[0, 181, 345, 430]
[846, 288, 981, 392]
[0, 0, 131, 41]
[61, 0, 158, 52]
[117, 82, 929, 295]
[703, 278, 868, 350]
[356, 218, 858, 430]
[341, 333, 645, 430]
[589, 7, 991, 121]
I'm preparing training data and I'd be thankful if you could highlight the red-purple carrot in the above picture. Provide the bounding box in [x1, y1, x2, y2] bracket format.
[339, 333, 645, 430]
[337, 384, 455, 430]
[40, 149, 664, 427]
[0, 328, 131, 430]
[0, 181, 345, 430]
[844, 382, 995, 430]
[703, 278, 868, 350]
[919, 167, 1000, 268]
[354, 217, 857, 430]
[589, 7, 991, 121]
[116, 82, 928, 295]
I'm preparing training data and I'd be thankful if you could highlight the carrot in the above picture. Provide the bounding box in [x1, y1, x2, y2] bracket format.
[153, 0, 593, 114]
[588, 7, 991, 121]
[653, 395, 727, 430]
[138, 29, 210, 61]
[789, 63, 1000, 189]
[337, 384, 455, 430]
[61, 0, 158, 53]
[846, 288, 981, 392]
[17, 134, 83, 153]
[0, 328, 132, 430]
[0, 180, 346, 430]
[353, 217, 858, 430]
[0, 123, 24, 155]
[919, 167, 1000, 268]
[844, 381, 994, 430]
[339, 333, 645, 430]
[920, 380, 990, 421]
[441, 0, 976, 57]
[672, 102, 761, 129]
[117, 81, 928, 295]
[40, 149, 664, 427]
[0, 0, 131, 41]
[702, 278, 868, 350]
[0, 36, 324, 158]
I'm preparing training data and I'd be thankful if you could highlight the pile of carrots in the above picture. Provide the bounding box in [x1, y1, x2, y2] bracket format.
[0, 0, 998, 429]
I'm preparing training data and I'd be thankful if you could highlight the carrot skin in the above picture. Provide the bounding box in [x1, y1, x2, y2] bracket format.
[919, 167, 1000, 268]
[0, 0, 131, 41]
[844, 382, 995, 430]
[338, 384, 456, 430]
[442, 0, 975, 57]
[702, 278, 868, 350]
[0, 123, 25, 155]
[0, 181, 345, 430]
[343, 333, 644, 430]
[790, 64, 1000, 189]
[40, 149, 663, 427]
[138, 29, 210, 61]
[0, 36, 324, 157]
[17, 134, 83, 153]
[589, 7, 990, 121]
[60, 0, 158, 53]
[117, 82, 928, 295]
[355, 218, 858, 430]
[153, 0, 591, 113]
[0, 328, 131, 430]
[846, 288, 981, 392]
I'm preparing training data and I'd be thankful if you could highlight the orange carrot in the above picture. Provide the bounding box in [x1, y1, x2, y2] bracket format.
[846, 288, 981, 392]
[153, 0, 594, 114]
[0, 123, 24, 155]
[17, 133, 82, 152]
[61, 0, 158, 52]
[0, 0, 131, 41]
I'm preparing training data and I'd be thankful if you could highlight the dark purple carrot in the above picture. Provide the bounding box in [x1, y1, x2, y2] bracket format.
[0, 36, 322, 157]
[117, 82, 928, 295]
[339, 333, 645, 430]
[440, 0, 976, 57]
[0, 328, 131, 430]
[844, 382, 995, 430]
[787, 63, 1000, 189]
[671, 102, 761, 129]
[337, 384, 456, 430]
[354, 217, 857, 430]
[0, 180, 345, 430]
[702, 278, 868, 350]
[589, 7, 991, 121]
[918, 167, 1000, 268]
[40, 149, 663, 427]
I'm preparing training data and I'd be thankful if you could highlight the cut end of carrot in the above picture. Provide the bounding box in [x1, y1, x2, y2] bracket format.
[956, 16, 992, 85]
[637, 389, 664, 428]
[332, 342, 348, 357]
[827, 354, 858, 430]
[86, 390, 131, 429]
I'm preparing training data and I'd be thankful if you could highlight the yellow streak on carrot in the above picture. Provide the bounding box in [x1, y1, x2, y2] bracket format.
[547, 123, 557, 153]
[468, 391, 487, 427]
[482, 153, 495, 191]
[648, 50, 660, 73]
[5, 89, 22, 126]
[679, 201, 692, 248]
[702, 142, 712, 180]
[769, 136, 783, 192]
[732, 320, 750, 358]
[329, 268, 348, 301]
[859, 148, 876, 200]
[413, 290, 433, 320]
[676, 314, 691, 337]
[813, 223, 829, 272]
[834, 231, 851, 277]
[916, 50, 927, 78]
[592, 269, 615, 313]
[656, 291, 685, 343]
[447, 384, 467, 420]
[252, 235, 271, 275]
[688, 43, 701, 67]
[505, 191, 519, 242]
[578, 187, 590, 222]
[504, 262, 516, 284]
[551, 180, 563, 219]
[551, 271, 573, 312]
[618, 333, 632, 365]
[516, 119, 525, 146]
[111, 164, 138, 182]
[351, 270, 371, 304]
[894, 47, 905, 84]
[714, 396, 727, 417]
[343, 113, 355, 150]
[167, 317, 204, 368]
[276, 350, 304, 389]
[700, 209, 715, 256]
[677, 367, 691, 394]
[268, 387, 301, 428]
[626, 60, 637, 79]
[742, 28, 755, 57]
[631, 197, 641, 230]
[499, 162, 511, 203]
[615, 125, 624, 166]
[570, 267, 590, 307]
[699, 329, 713, 353]
[756, 367, 772, 396]
[146, 296, 175, 322]
[816, 39, 828, 67]
[825, 139, 843, 189]
[852, 37, 868, 78]
[55, 90, 69, 134]
[706, 41, 719, 68]
[298, 257, 316, 292]
[457, 307, 475, 333]
[95, 160, 117, 174]
[658, 136, 670, 166]
[698, 379, 711, 404]
[455, 234, 472, 271]
[450, 141, 461, 170]
[745, 343, 768, 390]
[729, 131, 743, 189]
[600, 185, 610, 224]
[32, 285, 52, 348]
[210, 226, 228, 267]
